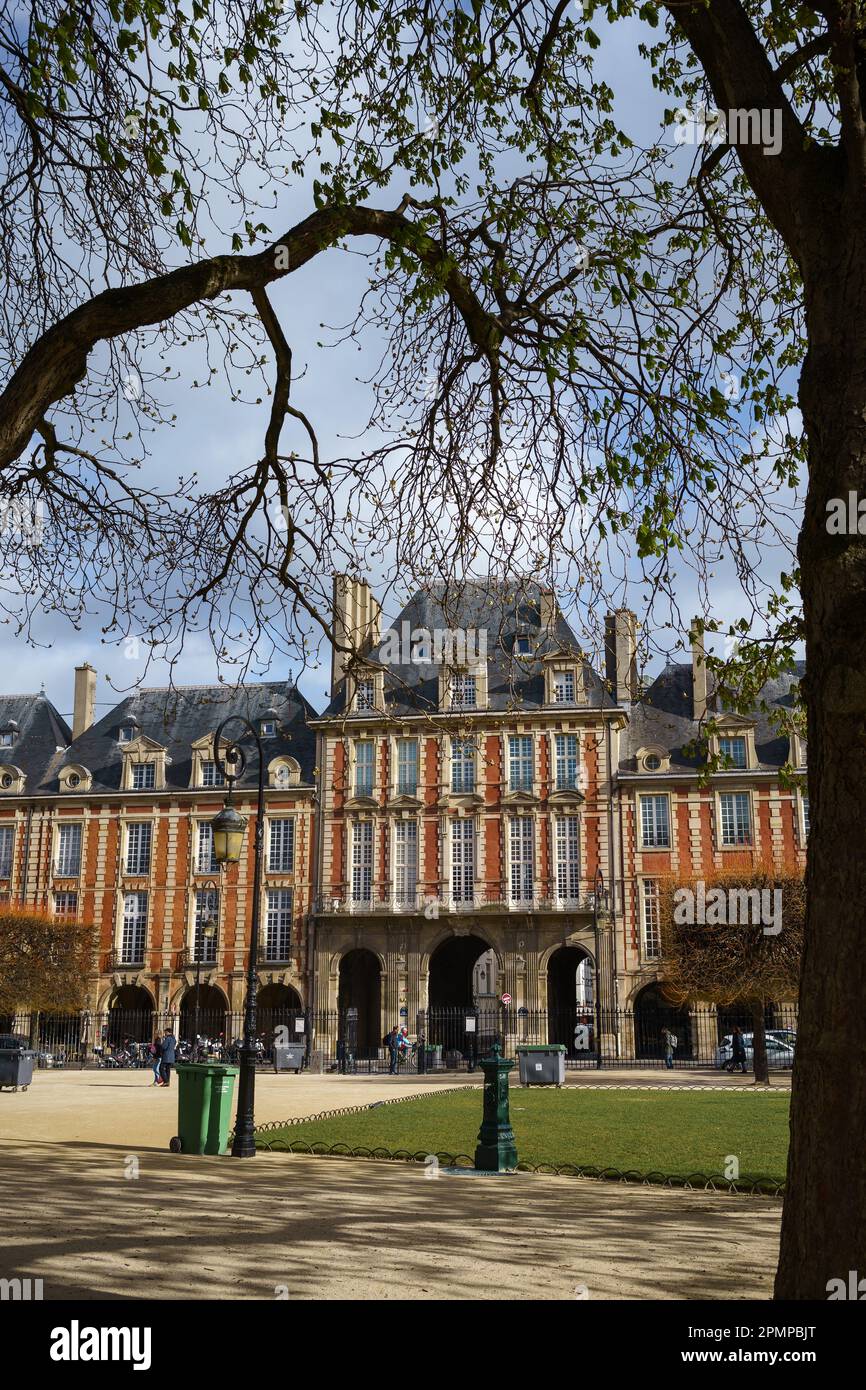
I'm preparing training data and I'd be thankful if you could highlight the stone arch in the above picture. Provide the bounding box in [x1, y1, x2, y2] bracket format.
[427, 931, 499, 1008]
[178, 982, 230, 1043]
[103, 984, 156, 1047]
[338, 947, 383, 1059]
[545, 944, 596, 1056]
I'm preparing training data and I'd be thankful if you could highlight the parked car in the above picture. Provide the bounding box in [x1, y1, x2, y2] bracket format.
[715, 1032, 796, 1070]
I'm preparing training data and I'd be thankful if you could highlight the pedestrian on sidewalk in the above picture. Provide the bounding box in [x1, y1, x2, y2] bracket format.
[661, 1025, 677, 1069]
[159, 1028, 177, 1088]
[729, 1025, 748, 1074]
[148, 1034, 163, 1085]
[386, 1026, 400, 1074]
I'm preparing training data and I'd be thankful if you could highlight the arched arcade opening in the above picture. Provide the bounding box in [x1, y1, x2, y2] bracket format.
[338, 948, 382, 1058]
[104, 985, 155, 1047]
[178, 984, 228, 1044]
[546, 945, 596, 1057]
[633, 983, 693, 1061]
[427, 934, 499, 1061]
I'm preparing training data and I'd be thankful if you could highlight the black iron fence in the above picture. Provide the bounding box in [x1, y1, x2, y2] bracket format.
[1, 1002, 798, 1072]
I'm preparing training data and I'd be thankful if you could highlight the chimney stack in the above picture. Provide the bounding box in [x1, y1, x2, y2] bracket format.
[330, 576, 382, 697]
[604, 609, 638, 704]
[539, 588, 557, 630]
[72, 663, 97, 738]
[691, 619, 708, 722]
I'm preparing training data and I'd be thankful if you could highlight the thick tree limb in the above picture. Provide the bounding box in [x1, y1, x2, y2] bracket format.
[665, 1, 838, 257]
[0, 203, 503, 471]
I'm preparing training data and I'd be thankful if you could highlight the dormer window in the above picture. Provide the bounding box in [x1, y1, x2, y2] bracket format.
[118, 724, 136, 744]
[712, 724, 756, 771]
[450, 673, 477, 709]
[201, 760, 225, 789]
[0, 773, 12, 789]
[0, 730, 16, 748]
[356, 677, 375, 711]
[719, 735, 747, 770]
[515, 636, 532, 656]
[131, 762, 156, 790]
[552, 670, 575, 704]
[260, 719, 277, 739]
[644, 754, 661, 772]
[60, 763, 92, 794]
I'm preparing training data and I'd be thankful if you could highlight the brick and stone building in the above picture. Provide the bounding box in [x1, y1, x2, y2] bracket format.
[0, 578, 806, 1061]
[0, 673, 317, 1043]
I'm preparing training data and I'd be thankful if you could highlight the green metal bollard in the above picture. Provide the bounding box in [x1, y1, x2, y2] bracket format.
[474, 1042, 518, 1172]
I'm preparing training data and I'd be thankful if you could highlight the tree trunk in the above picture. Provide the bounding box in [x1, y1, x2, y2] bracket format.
[751, 999, 769, 1086]
[775, 272, 866, 1298]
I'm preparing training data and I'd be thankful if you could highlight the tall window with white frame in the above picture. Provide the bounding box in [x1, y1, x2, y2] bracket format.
[121, 891, 148, 964]
[802, 794, 810, 839]
[125, 822, 153, 874]
[641, 879, 661, 960]
[451, 818, 475, 904]
[719, 791, 752, 846]
[56, 822, 83, 876]
[351, 821, 373, 904]
[394, 820, 418, 905]
[555, 815, 581, 903]
[354, 741, 374, 797]
[196, 821, 218, 874]
[396, 738, 418, 796]
[639, 794, 670, 848]
[509, 817, 534, 903]
[54, 891, 78, 917]
[554, 733, 579, 791]
[268, 817, 295, 873]
[508, 735, 533, 792]
[0, 824, 13, 878]
[131, 761, 156, 790]
[451, 736, 476, 793]
[193, 888, 219, 962]
[265, 888, 293, 961]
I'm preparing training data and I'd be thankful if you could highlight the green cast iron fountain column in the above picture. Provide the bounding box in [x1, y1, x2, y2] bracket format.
[475, 1042, 518, 1172]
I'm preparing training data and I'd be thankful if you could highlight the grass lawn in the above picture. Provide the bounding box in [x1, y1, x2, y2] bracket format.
[257, 1087, 790, 1183]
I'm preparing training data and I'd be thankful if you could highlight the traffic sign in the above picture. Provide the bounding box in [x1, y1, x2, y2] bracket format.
[501, 992, 512, 1004]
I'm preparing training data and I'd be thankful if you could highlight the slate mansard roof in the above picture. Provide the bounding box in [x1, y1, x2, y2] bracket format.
[0, 692, 72, 789]
[0, 681, 318, 796]
[321, 580, 619, 718]
[622, 660, 806, 774]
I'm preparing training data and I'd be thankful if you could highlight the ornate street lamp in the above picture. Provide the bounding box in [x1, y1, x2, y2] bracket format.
[210, 717, 267, 1158]
[592, 867, 609, 1071]
[192, 885, 218, 1061]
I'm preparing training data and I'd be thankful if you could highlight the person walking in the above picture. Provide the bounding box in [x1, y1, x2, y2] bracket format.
[661, 1025, 677, 1070]
[159, 1028, 177, 1088]
[148, 1033, 163, 1086]
[729, 1025, 748, 1074]
[386, 1026, 400, 1075]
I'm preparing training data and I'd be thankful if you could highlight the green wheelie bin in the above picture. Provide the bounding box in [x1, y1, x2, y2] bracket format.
[170, 1062, 239, 1155]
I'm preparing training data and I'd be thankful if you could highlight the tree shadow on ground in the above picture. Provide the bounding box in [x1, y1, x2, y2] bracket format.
[0, 1139, 781, 1301]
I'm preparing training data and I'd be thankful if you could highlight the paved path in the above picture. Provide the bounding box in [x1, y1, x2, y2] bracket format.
[0, 1071, 784, 1300]
[0, 1070, 472, 1150]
